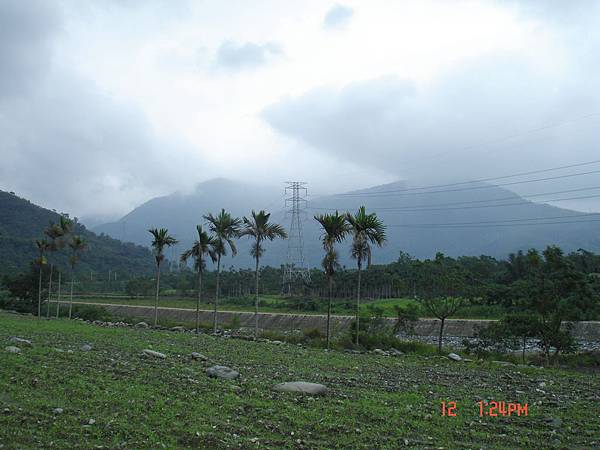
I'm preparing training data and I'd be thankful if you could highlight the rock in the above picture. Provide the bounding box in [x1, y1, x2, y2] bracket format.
[273, 381, 328, 395]
[135, 322, 149, 328]
[5, 346, 21, 354]
[544, 417, 562, 428]
[206, 365, 239, 380]
[81, 344, 93, 352]
[10, 337, 32, 347]
[390, 348, 404, 356]
[53, 408, 64, 414]
[142, 349, 166, 359]
[373, 349, 388, 356]
[171, 326, 185, 332]
[271, 340, 284, 345]
[492, 360, 515, 367]
[447, 353, 462, 361]
[191, 352, 208, 361]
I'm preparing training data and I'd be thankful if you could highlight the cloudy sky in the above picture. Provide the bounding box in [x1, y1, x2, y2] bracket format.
[1, 0, 599, 224]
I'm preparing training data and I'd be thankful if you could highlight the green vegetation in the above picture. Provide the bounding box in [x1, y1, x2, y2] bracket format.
[239, 210, 287, 338]
[1, 312, 598, 449]
[346, 206, 387, 345]
[180, 225, 218, 334]
[314, 210, 351, 348]
[204, 209, 242, 334]
[148, 228, 178, 326]
[0, 190, 154, 277]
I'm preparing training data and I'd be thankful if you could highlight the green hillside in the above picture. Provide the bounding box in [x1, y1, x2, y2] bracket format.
[0, 190, 153, 276]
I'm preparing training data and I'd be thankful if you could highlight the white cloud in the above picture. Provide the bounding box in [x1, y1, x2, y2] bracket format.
[213, 40, 283, 72]
[1, 0, 600, 221]
[323, 4, 354, 29]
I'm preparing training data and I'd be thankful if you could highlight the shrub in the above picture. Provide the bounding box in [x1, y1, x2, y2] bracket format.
[393, 304, 420, 335]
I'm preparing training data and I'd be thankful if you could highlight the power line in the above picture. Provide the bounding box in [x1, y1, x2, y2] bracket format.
[335, 159, 600, 196]
[388, 212, 600, 227]
[388, 218, 600, 229]
[310, 186, 600, 213]
[337, 168, 600, 198]
[399, 112, 600, 168]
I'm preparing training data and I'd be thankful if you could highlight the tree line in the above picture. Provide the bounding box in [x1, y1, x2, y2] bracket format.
[147, 207, 386, 349]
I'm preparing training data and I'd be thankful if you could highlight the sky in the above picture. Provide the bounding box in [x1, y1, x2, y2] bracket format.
[1, 0, 599, 225]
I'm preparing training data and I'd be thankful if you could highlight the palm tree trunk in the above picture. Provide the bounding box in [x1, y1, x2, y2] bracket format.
[438, 317, 445, 353]
[254, 255, 260, 339]
[37, 265, 43, 319]
[196, 267, 202, 334]
[56, 271, 61, 318]
[154, 263, 161, 326]
[47, 264, 53, 317]
[355, 261, 362, 346]
[326, 276, 333, 349]
[213, 256, 221, 334]
[68, 268, 74, 319]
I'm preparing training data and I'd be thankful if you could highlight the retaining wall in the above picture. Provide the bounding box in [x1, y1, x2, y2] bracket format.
[67, 302, 600, 341]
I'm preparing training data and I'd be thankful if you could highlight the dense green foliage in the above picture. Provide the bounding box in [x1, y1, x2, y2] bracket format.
[0, 191, 154, 277]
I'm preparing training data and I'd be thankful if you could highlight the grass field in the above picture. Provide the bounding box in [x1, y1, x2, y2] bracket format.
[74, 294, 504, 319]
[1, 312, 598, 449]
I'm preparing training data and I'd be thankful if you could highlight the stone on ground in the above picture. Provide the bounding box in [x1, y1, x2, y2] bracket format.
[273, 381, 328, 395]
[135, 322, 149, 328]
[206, 365, 239, 380]
[191, 352, 208, 361]
[81, 344, 93, 352]
[447, 353, 462, 362]
[142, 349, 166, 359]
[5, 346, 21, 354]
[10, 337, 32, 347]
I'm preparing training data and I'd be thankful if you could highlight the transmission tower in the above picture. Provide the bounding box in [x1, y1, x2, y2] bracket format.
[282, 181, 311, 293]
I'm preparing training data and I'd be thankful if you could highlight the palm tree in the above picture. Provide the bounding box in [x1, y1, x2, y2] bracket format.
[56, 216, 73, 317]
[148, 228, 178, 326]
[346, 206, 386, 345]
[239, 210, 287, 339]
[204, 209, 241, 334]
[44, 223, 61, 317]
[180, 225, 217, 334]
[68, 235, 86, 319]
[314, 211, 349, 349]
[45, 216, 73, 317]
[35, 239, 49, 318]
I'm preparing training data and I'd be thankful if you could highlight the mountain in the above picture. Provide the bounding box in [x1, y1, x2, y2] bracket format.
[0, 190, 154, 276]
[94, 178, 600, 268]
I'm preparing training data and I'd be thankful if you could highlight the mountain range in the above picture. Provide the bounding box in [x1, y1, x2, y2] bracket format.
[93, 178, 600, 268]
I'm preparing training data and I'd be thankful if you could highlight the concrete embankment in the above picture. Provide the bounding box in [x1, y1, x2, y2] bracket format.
[64, 301, 600, 341]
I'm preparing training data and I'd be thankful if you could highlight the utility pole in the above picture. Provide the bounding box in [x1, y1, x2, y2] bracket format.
[282, 182, 311, 294]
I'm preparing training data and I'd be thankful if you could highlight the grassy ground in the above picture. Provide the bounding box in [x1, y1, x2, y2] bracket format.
[74, 295, 503, 319]
[1, 312, 599, 449]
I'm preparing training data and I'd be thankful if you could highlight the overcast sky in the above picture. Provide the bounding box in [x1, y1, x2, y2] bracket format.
[1, 0, 599, 224]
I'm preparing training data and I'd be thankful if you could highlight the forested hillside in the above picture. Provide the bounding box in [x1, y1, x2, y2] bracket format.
[0, 191, 153, 276]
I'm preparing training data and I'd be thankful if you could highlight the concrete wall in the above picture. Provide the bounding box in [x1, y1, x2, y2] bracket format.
[70, 302, 600, 341]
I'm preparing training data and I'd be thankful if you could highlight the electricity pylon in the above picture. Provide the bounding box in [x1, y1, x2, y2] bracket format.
[282, 181, 311, 294]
